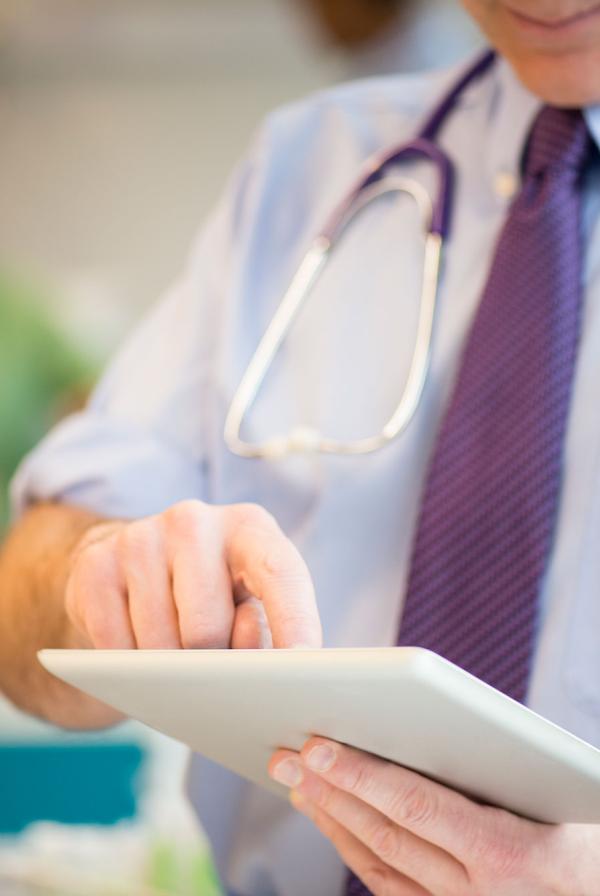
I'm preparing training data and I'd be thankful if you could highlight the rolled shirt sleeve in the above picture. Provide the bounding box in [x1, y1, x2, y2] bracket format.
[11, 413, 207, 521]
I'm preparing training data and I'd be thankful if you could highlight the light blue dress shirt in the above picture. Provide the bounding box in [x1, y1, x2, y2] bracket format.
[12, 53, 600, 896]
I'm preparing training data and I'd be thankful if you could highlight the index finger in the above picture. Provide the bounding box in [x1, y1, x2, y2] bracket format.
[224, 505, 322, 649]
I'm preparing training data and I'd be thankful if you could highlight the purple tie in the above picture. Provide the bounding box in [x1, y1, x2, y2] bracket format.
[346, 107, 592, 896]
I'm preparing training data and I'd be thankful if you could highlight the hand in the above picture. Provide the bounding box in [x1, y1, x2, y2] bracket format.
[269, 738, 600, 895]
[65, 499, 321, 651]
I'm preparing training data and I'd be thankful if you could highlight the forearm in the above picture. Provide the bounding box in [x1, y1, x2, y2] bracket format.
[0, 502, 121, 729]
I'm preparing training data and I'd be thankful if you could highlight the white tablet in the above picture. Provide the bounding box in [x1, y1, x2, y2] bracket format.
[39, 646, 600, 824]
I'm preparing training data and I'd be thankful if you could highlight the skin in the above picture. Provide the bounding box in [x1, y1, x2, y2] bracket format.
[269, 738, 600, 895]
[1, 1, 600, 891]
[0, 500, 321, 727]
[462, 0, 600, 105]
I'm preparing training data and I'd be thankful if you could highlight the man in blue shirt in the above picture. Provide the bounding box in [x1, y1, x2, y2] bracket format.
[2, 2, 600, 893]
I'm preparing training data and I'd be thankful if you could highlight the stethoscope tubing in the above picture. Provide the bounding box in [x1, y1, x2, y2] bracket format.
[321, 49, 496, 243]
[224, 49, 497, 459]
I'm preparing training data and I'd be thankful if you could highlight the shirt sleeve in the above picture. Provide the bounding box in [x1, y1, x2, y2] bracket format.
[10, 74, 430, 524]
[10, 137, 262, 522]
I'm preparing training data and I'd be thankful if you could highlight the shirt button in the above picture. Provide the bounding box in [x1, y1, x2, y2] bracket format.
[494, 170, 518, 200]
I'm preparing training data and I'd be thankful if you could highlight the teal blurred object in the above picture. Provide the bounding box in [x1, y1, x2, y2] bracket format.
[0, 271, 94, 532]
[0, 743, 144, 835]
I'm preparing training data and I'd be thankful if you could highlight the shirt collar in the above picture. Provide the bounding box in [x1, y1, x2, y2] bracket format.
[584, 104, 600, 155]
[485, 57, 540, 200]
[484, 56, 600, 201]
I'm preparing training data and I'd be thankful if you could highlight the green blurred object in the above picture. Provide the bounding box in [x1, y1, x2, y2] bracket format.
[0, 272, 94, 532]
[147, 840, 223, 896]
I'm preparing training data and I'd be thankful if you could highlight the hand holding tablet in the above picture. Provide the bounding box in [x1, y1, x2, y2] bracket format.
[39, 646, 600, 824]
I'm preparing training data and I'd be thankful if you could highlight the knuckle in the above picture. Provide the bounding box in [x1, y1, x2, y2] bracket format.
[164, 503, 214, 558]
[243, 540, 310, 595]
[258, 543, 298, 585]
[392, 781, 436, 829]
[164, 499, 207, 536]
[261, 545, 290, 581]
[118, 520, 157, 559]
[470, 820, 528, 880]
[232, 506, 312, 591]
[342, 757, 375, 798]
[233, 502, 278, 532]
[180, 615, 229, 649]
[75, 540, 116, 590]
[367, 819, 399, 865]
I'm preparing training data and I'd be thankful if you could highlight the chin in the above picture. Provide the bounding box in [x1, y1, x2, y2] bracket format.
[506, 48, 600, 107]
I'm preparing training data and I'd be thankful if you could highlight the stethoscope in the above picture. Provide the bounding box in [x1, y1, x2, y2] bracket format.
[224, 50, 496, 460]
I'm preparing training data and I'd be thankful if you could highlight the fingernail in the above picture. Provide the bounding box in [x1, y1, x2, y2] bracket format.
[271, 758, 303, 788]
[306, 744, 336, 773]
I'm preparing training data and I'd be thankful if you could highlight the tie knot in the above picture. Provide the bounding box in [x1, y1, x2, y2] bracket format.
[524, 106, 592, 178]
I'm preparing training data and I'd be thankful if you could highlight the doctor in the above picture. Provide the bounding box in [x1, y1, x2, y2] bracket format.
[2, 1, 600, 894]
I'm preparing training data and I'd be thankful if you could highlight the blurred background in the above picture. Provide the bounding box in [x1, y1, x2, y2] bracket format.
[0, 1, 480, 893]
